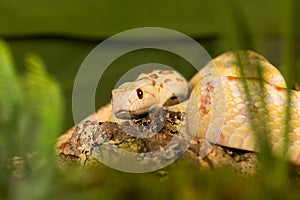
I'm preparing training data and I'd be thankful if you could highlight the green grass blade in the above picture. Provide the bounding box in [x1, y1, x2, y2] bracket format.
[279, 0, 296, 182]
[211, 0, 290, 187]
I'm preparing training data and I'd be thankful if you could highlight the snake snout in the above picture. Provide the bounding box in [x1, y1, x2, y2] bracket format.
[111, 91, 132, 119]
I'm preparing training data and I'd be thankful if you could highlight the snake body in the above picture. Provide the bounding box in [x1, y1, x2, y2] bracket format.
[110, 51, 300, 164]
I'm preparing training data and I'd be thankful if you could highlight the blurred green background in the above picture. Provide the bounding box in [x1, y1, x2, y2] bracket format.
[2, 0, 299, 130]
[1, 0, 300, 199]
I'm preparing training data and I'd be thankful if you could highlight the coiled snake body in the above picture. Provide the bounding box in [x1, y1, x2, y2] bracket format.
[110, 51, 300, 164]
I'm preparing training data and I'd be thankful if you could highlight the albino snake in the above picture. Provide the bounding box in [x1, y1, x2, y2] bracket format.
[110, 51, 300, 164]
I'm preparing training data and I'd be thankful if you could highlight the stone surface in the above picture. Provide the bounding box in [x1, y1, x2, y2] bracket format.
[57, 108, 259, 175]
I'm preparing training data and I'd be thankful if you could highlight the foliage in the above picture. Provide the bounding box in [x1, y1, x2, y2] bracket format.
[0, 39, 64, 199]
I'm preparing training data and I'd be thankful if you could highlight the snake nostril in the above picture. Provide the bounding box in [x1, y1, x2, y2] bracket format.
[110, 92, 113, 101]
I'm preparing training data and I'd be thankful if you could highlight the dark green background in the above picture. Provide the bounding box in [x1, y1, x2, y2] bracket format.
[1, 0, 298, 130]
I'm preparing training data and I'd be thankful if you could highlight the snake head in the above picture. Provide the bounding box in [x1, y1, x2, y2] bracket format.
[110, 80, 160, 119]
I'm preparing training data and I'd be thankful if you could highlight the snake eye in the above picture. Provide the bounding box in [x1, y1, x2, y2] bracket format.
[136, 88, 143, 99]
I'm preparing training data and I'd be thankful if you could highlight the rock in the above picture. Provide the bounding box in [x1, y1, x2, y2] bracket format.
[56, 108, 259, 175]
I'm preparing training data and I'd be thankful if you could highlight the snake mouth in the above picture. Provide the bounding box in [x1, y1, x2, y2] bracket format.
[114, 110, 149, 119]
[114, 110, 132, 119]
[114, 110, 145, 119]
